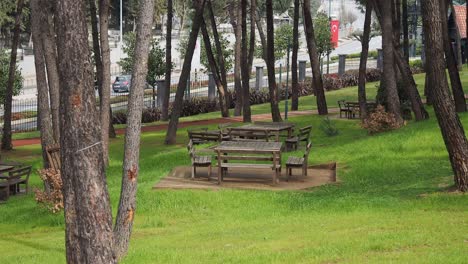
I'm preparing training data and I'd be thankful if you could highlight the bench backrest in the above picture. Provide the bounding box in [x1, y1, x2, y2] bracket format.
[298, 126, 312, 142]
[338, 100, 347, 110]
[46, 144, 61, 171]
[188, 130, 221, 143]
[8, 166, 32, 181]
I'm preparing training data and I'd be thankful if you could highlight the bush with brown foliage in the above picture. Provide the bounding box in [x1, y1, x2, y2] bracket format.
[34, 169, 63, 213]
[361, 105, 402, 134]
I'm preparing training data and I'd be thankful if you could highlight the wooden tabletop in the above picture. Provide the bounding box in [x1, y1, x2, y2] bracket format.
[229, 122, 295, 132]
[213, 141, 283, 152]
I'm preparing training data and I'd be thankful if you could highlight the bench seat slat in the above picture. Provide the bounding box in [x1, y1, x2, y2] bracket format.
[220, 163, 281, 169]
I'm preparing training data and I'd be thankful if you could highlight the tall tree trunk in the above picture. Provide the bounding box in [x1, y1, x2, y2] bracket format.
[248, 0, 256, 72]
[31, 0, 54, 168]
[1, 0, 24, 150]
[89, 0, 103, 98]
[241, 0, 251, 122]
[113, 0, 155, 258]
[55, 0, 115, 262]
[402, 0, 409, 61]
[266, 0, 282, 121]
[230, 1, 243, 116]
[450, 1, 463, 70]
[200, 20, 230, 117]
[165, 0, 206, 145]
[373, 0, 403, 124]
[208, 0, 228, 88]
[466, 1, 468, 66]
[393, 48, 429, 120]
[162, 0, 173, 121]
[207, 0, 230, 116]
[255, 14, 267, 61]
[421, 0, 468, 192]
[291, 0, 299, 111]
[303, 0, 328, 115]
[43, 7, 60, 143]
[441, 0, 467, 112]
[358, 2, 372, 120]
[99, 0, 113, 166]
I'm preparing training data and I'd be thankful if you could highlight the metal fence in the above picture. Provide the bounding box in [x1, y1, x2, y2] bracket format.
[5, 56, 380, 132]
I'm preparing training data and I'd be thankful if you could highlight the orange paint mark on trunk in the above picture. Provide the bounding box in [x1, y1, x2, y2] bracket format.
[128, 164, 138, 182]
[71, 94, 81, 107]
[125, 208, 134, 224]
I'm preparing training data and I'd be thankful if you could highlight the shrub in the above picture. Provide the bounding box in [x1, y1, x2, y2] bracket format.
[142, 108, 161, 123]
[361, 105, 402, 134]
[320, 117, 339, 136]
[34, 169, 63, 213]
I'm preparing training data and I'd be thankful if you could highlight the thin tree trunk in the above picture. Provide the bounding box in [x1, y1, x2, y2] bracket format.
[241, 0, 251, 122]
[99, 0, 113, 166]
[466, 1, 468, 66]
[1, 0, 24, 150]
[248, 0, 256, 72]
[450, 1, 463, 70]
[113, 0, 155, 258]
[255, 15, 267, 61]
[165, 0, 206, 145]
[207, 0, 229, 117]
[373, 0, 403, 124]
[266, 0, 282, 121]
[402, 0, 409, 61]
[393, 48, 429, 120]
[441, 0, 466, 112]
[291, 0, 299, 111]
[230, 1, 243, 116]
[421, 0, 468, 192]
[200, 20, 230, 117]
[162, 0, 173, 121]
[358, 2, 372, 120]
[31, 0, 54, 168]
[55, 0, 115, 262]
[89, 0, 103, 98]
[208, 0, 228, 88]
[303, 0, 327, 115]
[41, 2, 60, 142]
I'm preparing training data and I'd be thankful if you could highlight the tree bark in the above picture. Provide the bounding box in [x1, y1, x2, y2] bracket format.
[55, 0, 115, 262]
[200, 20, 230, 117]
[266, 0, 282, 121]
[402, 0, 409, 61]
[291, 0, 299, 111]
[113, 0, 155, 258]
[31, 0, 54, 168]
[1, 0, 24, 151]
[165, 0, 206, 145]
[89, 0, 103, 99]
[248, 0, 256, 73]
[303, 0, 328, 115]
[358, 2, 372, 120]
[421, 0, 468, 192]
[99, 0, 113, 166]
[162, 0, 173, 121]
[241, 0, 251, 122]
[373, 0, 403, 124]
[230, 1, 243, 116]
[441, 0, 466, 113]
[42, 2, 60, 142]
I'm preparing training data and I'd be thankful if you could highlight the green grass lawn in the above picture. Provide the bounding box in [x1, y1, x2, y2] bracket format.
[1, 72, 467, 263]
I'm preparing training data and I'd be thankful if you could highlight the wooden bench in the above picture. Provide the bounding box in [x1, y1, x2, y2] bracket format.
[285, 125, 312, 151]
[213, 141, 282, 185]
[0, 166, 32, 200]
[188, 129, 221, 144]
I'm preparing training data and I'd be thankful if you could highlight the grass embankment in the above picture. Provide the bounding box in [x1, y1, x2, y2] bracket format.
[1, 72, 467, 263]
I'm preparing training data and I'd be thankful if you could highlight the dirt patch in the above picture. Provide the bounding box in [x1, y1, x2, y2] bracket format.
[153, 163, 337, 191]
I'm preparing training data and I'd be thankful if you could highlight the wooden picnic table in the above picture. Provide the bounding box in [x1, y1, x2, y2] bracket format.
[213, 141, 283, 185]
[227, 122, 295, 142]
[345, 101, 377, 119]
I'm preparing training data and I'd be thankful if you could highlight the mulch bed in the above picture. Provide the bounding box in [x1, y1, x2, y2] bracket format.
[153, 163, 337, 191]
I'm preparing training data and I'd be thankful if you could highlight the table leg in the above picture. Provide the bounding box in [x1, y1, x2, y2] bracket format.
[217, 151, 221, 185]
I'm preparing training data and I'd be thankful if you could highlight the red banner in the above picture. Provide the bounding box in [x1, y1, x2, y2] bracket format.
[330, 20, 340, 48]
